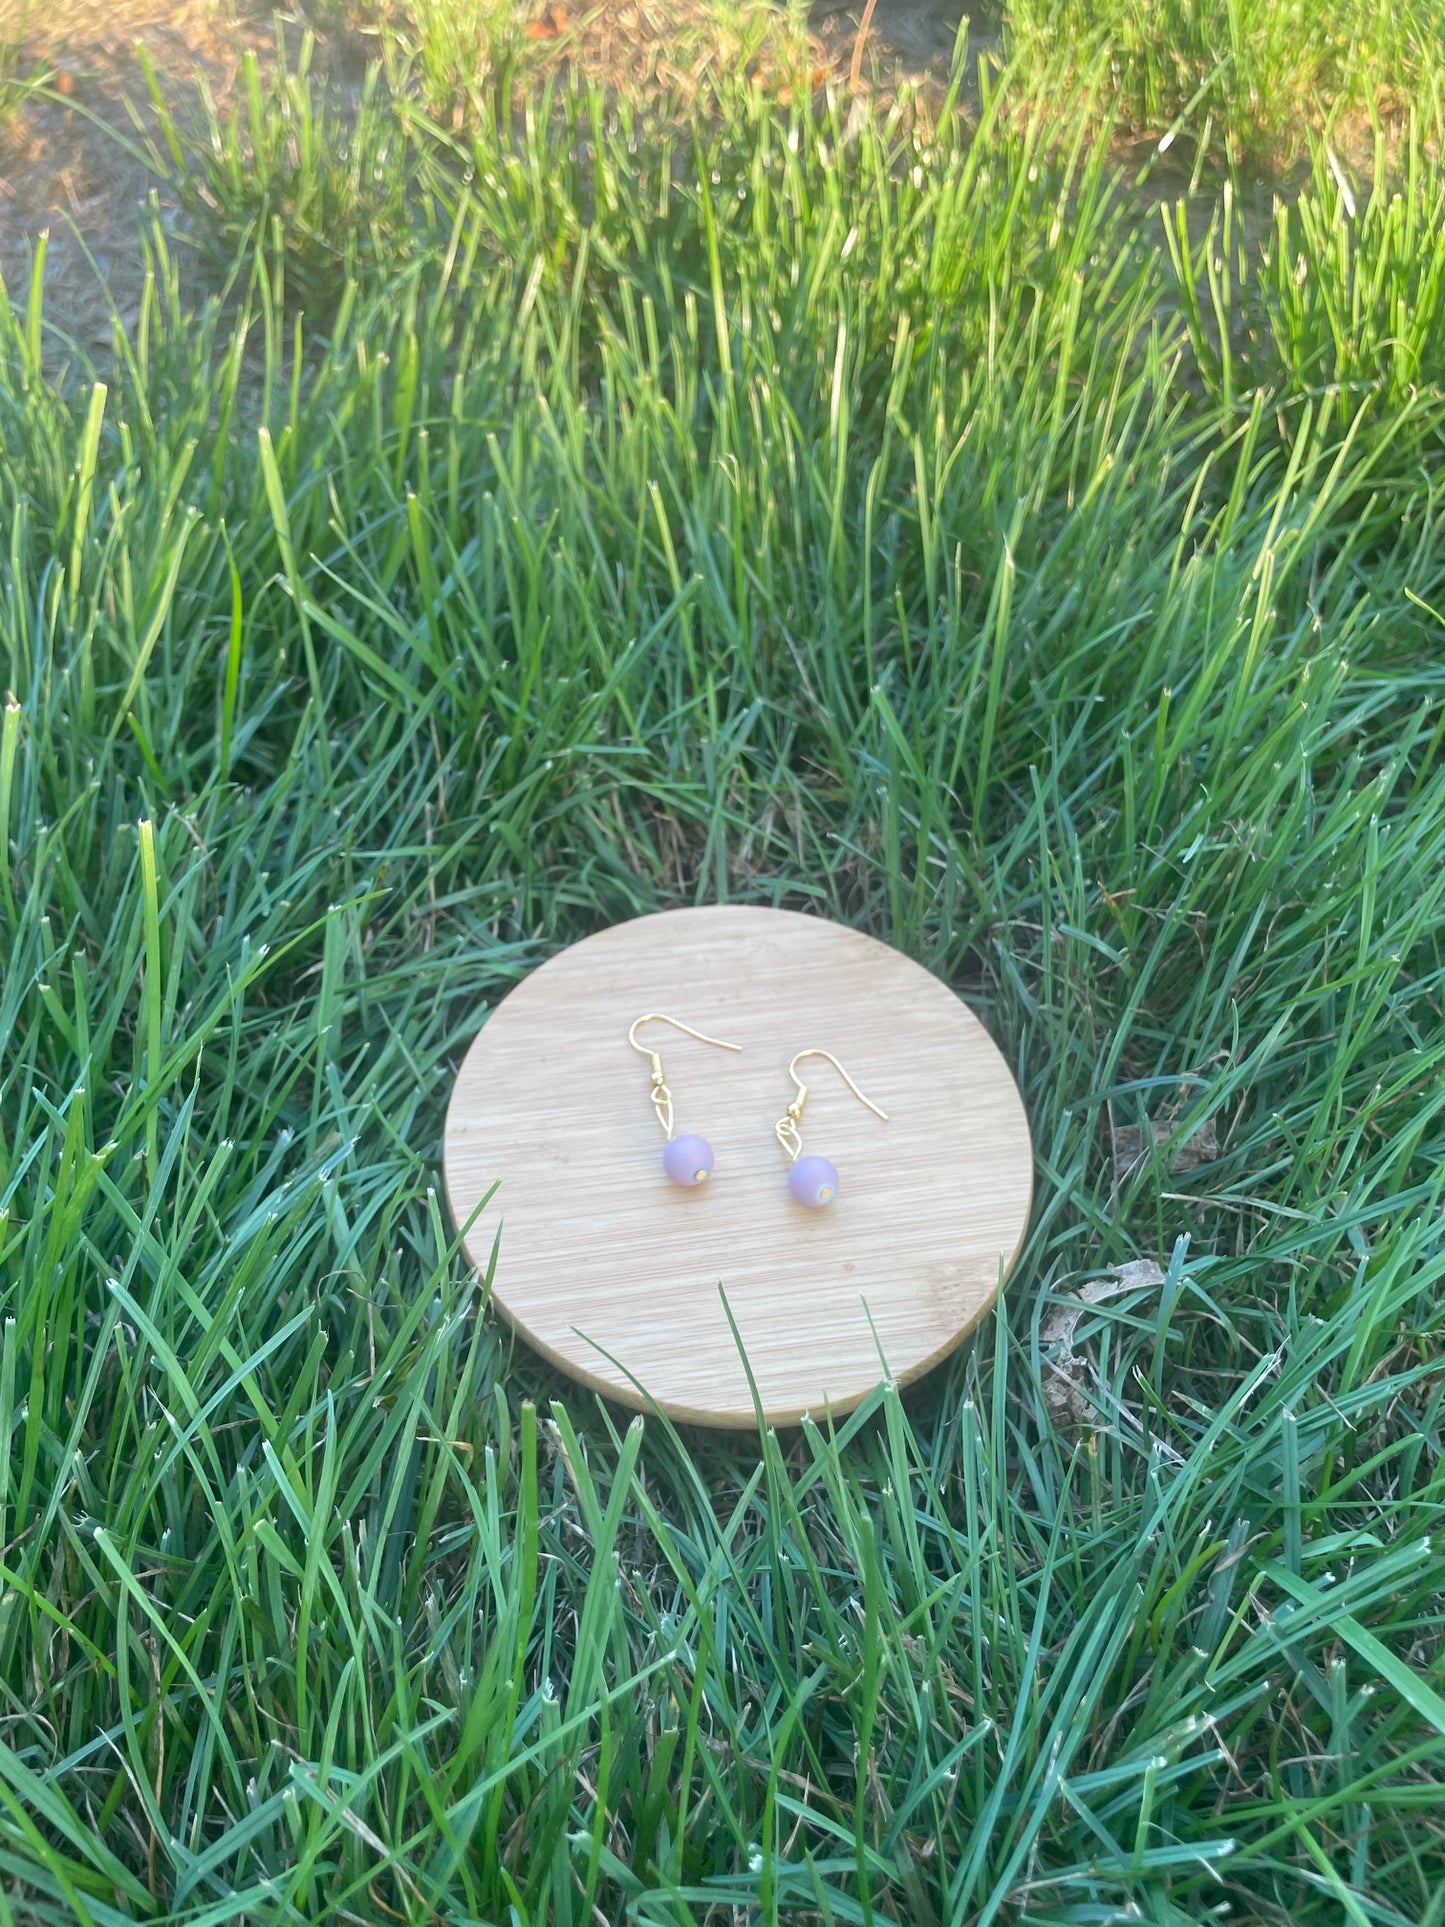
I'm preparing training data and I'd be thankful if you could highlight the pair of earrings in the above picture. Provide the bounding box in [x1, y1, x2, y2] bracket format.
[627, 1013, 888, 1208]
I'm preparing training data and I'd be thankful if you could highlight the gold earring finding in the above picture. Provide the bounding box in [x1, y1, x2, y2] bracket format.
[774, 1048, 887, 1208]
[628, 1013, 741, 1187]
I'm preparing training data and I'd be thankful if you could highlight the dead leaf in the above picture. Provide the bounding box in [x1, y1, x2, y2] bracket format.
[523, 3, 568, 39]
[1111, 1113, 1218, 1186]
[848, 0, 879, 91]
[753, 62, 829, 102]
[1041, 1258, 1166, 1431]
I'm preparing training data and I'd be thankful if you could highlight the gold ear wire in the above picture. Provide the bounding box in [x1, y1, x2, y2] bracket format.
[628, 1013, 741, 1140]
[775, 1048, 888, 1161]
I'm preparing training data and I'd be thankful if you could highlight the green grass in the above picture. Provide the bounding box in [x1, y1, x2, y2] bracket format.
[1167, 114, 1445, 436]
[140, 27, 422, 316]
[2, 21, 1445, 1926]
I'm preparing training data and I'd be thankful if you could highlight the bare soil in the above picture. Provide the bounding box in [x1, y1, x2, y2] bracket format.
[0, 2, 978, 368]
[0, 2, 283, 358]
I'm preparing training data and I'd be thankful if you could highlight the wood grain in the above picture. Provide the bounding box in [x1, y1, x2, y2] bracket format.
[443, 907, 1033, 1426]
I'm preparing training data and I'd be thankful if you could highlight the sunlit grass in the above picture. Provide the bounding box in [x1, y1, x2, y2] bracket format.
[0, 25, 1443, 1925]
[140, 25, 422, 314]
[0, 30, 49, 139]
[1005, 0, 1445, 165]
[390, 0, 522, 123]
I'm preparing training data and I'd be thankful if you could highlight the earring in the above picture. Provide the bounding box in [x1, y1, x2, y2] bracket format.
[628, 1013, 741, 1187]
[774, 1048, 888, 1207]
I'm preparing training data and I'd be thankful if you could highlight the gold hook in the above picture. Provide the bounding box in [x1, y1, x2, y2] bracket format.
[776, 1048, 888, 1162]
[627, 1013, 741, 1057]
[628, 1013, 741, 1140]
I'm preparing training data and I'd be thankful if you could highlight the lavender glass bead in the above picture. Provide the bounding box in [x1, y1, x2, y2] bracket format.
[788, 1154, 839, 1207]
[663, 1133, 715, 1186]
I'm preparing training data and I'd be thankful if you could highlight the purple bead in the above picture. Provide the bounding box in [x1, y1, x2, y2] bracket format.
[788, 1154, 839, 1208]
[663, 1133, 715, 1186]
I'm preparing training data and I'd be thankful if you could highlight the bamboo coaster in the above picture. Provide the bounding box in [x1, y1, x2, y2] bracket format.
[443, 907, 1033, 1427]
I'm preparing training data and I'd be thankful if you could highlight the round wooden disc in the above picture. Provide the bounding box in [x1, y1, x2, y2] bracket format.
[443, 907, 1033, 1427]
